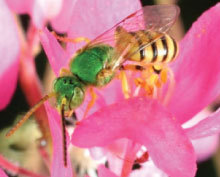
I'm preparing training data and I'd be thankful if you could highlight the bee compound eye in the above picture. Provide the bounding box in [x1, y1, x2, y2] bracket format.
[70, 87, 85, 109]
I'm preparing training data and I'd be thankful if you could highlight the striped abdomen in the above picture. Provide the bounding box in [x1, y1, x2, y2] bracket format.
[125, 30, 178, 64]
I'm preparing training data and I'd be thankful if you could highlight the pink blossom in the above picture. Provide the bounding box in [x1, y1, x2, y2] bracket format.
[69, 3, 220, 177]
[2, 0, 220, 176]
[0, 168, 7, 177]
[39, 2, 220, 177]
[1, 0, 143, 176]
[0, 0, 77, 110]
[98, 165, 118, 177]
[5, 0, 63, 28]
[0, 0, 19, 109]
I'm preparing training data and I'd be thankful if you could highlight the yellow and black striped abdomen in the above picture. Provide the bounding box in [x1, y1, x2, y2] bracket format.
[126, 31, 178, 64]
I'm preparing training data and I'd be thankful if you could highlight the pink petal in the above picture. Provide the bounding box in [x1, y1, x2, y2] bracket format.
[68, 0, 141, 38]
[6, 0, 63, 28]
[0, 168, 7, 177]
[51, 0, 77, 33]
[98, 165, 118, 177]
[66, 0, 142, 55]
[182, 109, 219, 161]
[168, 3, 220, 123]
[105, 139, 140, 176]
[39, 28, 68, 76]
[192, 135, 219, 162]
[72, 97, 197, 177]
[186, 108, 220, 139]
[0, 0, 20, 109]
[45, 102, 73, 177]
[5, 0, 34, 14]
[32, 0, 63, 28]
[130, 161, 168, 177]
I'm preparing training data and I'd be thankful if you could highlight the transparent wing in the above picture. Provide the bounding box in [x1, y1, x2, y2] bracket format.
[142, 4, 180, 33]
[86, 4, 179, 46]
[84, 4, 180, 69]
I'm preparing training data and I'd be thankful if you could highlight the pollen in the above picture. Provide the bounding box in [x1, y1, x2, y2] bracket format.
[129, 64, 175, 102]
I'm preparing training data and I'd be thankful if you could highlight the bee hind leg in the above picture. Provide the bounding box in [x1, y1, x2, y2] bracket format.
[119, 64, 148, 98]
[120, 64, 161, 97]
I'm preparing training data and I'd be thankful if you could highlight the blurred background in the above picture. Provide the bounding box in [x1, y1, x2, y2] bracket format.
[0, 0, 220, 176]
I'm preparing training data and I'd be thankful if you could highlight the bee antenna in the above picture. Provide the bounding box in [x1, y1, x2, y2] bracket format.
[6, 92, 56, 137]
[61, 103, 67, 167]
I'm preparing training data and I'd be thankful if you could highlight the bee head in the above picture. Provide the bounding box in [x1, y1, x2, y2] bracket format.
[53, 76, 85, 111]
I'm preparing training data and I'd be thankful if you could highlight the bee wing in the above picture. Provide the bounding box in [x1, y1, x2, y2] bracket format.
[84, 5, 180, 69]
[142, 4, 180, 33]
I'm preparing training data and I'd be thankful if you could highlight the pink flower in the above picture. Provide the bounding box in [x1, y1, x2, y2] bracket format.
[0, 168, 7, 177]
[68, 3, 220, 177]
[0, 1, 77, 175]
[0, 0, 76, 110]
[0, 0, 20, 109]
[3, 0, 220, 176]
[5, 0, 70, 29]
[2, 0, 143, 176]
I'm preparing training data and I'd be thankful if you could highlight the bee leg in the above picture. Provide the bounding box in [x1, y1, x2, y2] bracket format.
[120, 64, 145, 72]
[59, 68, 72, 77]
[121, 64, 159, 97]
[118, 70, 130, 99]
[119, 64, 147, 98]
[52, 31, 90, 44]
[134, 78, 154, 96]
[83, 87, 97, 119]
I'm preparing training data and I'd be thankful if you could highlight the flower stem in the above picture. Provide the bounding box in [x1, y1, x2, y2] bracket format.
[120, 141, 139, 177]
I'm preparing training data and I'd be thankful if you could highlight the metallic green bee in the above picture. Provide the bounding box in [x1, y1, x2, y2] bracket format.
[6, 5, 179, 166]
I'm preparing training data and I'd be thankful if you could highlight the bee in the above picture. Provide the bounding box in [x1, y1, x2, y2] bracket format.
[6, 5, 180, 167]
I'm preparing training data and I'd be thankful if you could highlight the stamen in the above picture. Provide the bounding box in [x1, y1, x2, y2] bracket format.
[161, 68, 168, 83]
[162, 68, 175, 106]
[120, 71, 130, 99]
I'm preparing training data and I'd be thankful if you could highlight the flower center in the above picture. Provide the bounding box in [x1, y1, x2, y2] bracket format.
[120, 63, 175, 104]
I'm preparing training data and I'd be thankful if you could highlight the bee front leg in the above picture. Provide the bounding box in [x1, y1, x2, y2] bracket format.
[83, 87, 97, 119]
[59, 68, 73, 77]
[52, 31, 90, 44]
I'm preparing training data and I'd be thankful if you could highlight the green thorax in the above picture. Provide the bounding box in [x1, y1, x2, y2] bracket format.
[70, 45, 114, 86]
[53, 76, 85, 111]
